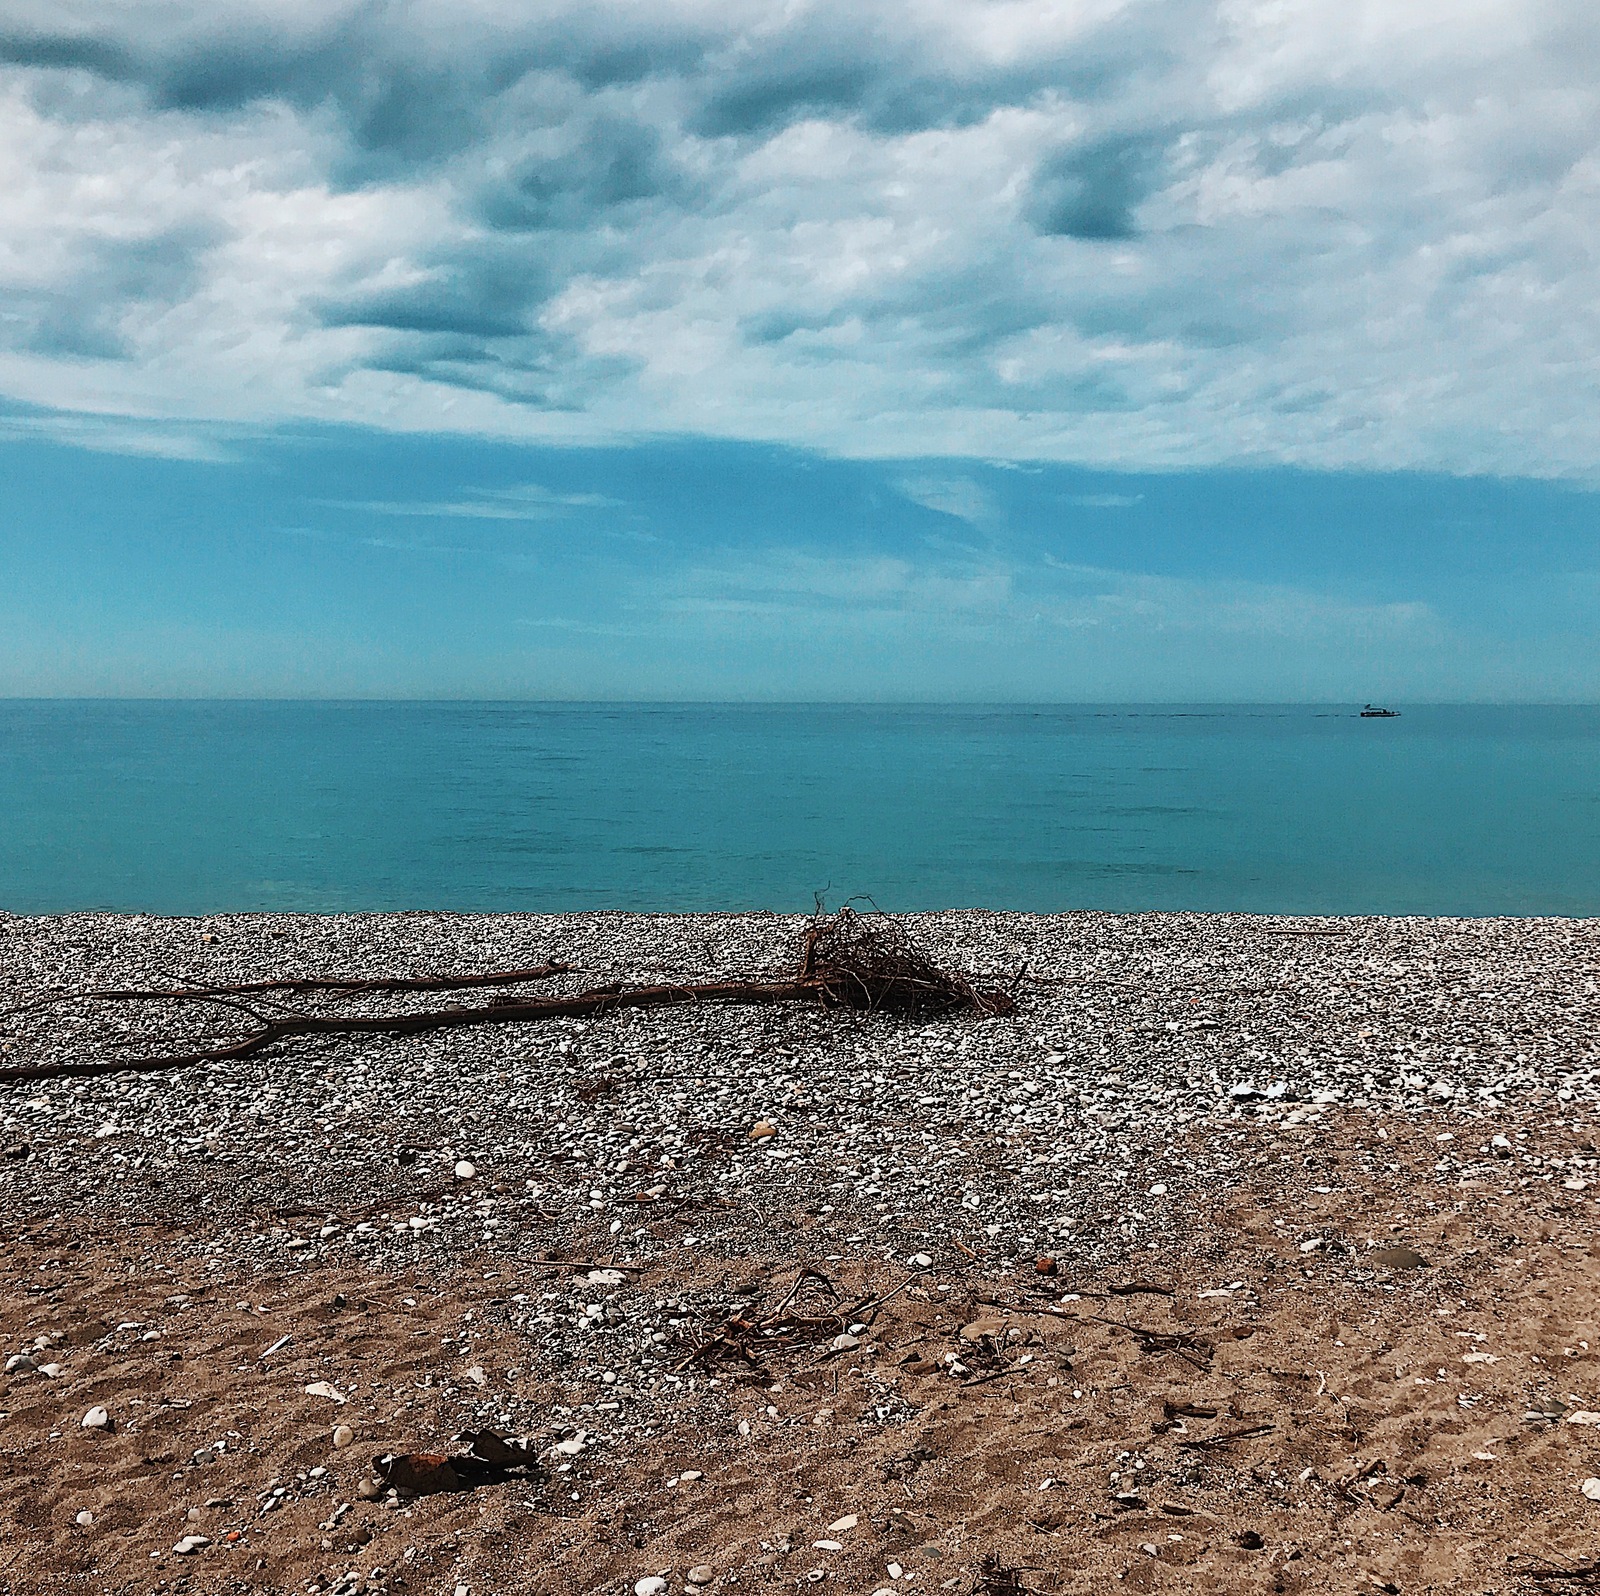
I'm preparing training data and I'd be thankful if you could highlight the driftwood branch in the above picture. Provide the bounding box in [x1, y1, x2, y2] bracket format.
[84, 962, 577, 1002]
[0, 909, 1014, 1084]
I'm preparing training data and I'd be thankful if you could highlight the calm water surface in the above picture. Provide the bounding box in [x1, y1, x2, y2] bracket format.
[0, 702, 1596, 916]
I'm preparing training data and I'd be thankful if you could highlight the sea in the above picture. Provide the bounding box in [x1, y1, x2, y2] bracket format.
[0, 701, 1596, 918]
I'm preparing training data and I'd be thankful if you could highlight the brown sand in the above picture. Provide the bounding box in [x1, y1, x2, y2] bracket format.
[4, 1111, 1599, 1596]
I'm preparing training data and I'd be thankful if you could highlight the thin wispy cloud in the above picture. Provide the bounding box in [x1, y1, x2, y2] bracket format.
[321, 484, 622, 520]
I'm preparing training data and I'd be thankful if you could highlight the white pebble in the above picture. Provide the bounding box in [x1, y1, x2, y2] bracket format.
[172, 1534, 211, 1555]
[454, 1160, 476, 1180]
[74, 1509, 93, 1527]
[81, 1406, 110, 1430]
[635, 1579, 669, 1596]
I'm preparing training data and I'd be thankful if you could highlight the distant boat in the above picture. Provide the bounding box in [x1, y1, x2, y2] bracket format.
[1360, 704, 1400, 718]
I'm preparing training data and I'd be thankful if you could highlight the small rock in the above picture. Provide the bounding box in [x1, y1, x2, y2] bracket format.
[687, 1567, 715, 1587]
[1034, 1256, 1058, 1276]
[332, 1424, 354, 1449]
[829, 1334, 860, 1352]
[909, 1253, 933, 1269]
[827, 1514, 858, 1532]
[748, 1122, 776, 1141]
[1236, 1529, 1265, 1549]
[38, 1362, 63, 1378]
[680, 1469, 703, 1481]
[4, 1353, 37, 1374]
[172, 1534, 211, 1555]
[356, 1478, 383, 1501]
[1369, 1245, 1427, 1270]
[813, 1540, 843, 1551]
[464, 1366, 488, 1387]
[635, 1579, 669, 1596]
[305, 1381, 347, 1404]
[1568, 1412, 1600, 1427]
[74, 1509, 93, 1527]
[552, 1432, 587, 1456]
[454, 1160, 476, 1180]
[1583, 1478, 1600, 1502]
[81, 1406, 110, 1430]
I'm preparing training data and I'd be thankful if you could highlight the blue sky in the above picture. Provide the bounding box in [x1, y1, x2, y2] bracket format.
[0, 1, 1598, 698]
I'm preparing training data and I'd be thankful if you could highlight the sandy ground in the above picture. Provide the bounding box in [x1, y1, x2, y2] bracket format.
[5, 1111, 1600, 1596]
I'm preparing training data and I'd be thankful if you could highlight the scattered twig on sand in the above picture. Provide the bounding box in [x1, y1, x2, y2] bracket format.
[1176, 1423, 1276, 1451]
[975, 1555, 1033, 1595]
[0, 908, 1014, 1083]
[1507, 1553, 1600, 1583]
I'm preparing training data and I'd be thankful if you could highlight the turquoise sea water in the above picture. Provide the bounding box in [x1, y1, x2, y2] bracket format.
[0, 701, 1596, 917]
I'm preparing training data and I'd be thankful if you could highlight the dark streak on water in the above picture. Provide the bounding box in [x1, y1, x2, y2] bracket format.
[0, 702, 1597, 916]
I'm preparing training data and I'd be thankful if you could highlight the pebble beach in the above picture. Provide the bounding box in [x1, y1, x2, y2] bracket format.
[3, 908, 1599, 1595]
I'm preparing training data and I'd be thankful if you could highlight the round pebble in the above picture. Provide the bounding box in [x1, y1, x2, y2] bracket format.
[635, 1579, 669, 1596]
[687, 1567, 716, 1587]
[81, 1406, 110, 1431]
[332, 1423, 354, 1449]
[454, 1160, 476, 1180]
[74, 1509, 93, 1527]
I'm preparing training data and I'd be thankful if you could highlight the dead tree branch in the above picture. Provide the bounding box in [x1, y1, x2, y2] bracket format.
[0, 908, 1014, 1084]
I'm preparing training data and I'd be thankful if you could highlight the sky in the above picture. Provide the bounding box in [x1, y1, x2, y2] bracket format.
[1, 0, 1598, 699]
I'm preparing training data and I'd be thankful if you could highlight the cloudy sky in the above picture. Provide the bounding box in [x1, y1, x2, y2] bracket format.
[2, 0, 1599, 697]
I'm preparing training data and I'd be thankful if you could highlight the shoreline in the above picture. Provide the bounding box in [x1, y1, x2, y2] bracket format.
[3, 910, 1598, 1592]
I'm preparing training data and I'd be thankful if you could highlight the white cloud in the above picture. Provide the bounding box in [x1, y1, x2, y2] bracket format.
[0, 1, 1597, 473]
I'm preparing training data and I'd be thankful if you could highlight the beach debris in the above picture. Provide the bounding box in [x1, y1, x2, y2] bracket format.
[374, 1429, 542, 1496]
[1177, 1423, 1275, 1452]
[1508, 1553, 1600, 1582]
[976, 1554, 1029, 1595]
[0, 908, 1013, 1082]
